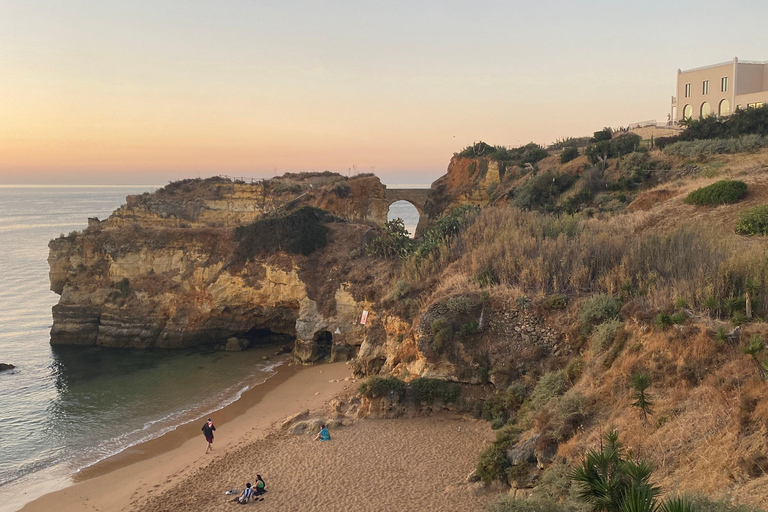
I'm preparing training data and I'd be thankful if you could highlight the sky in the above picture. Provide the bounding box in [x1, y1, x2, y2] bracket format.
[1, 0, 767, 185]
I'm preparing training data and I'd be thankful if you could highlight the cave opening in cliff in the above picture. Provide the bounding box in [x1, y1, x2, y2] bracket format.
[387, 201, 419, 238]
[242, 327, 295, 348]
[313, 330, 333, 359]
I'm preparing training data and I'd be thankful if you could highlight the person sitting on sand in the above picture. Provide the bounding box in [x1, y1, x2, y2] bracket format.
[314, 424, 330, 441]
[237, 483, 253, 504]
[253, 474, 266, 497]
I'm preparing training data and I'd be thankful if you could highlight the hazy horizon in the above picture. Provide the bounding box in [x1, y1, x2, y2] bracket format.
[2, 0, 767, 185]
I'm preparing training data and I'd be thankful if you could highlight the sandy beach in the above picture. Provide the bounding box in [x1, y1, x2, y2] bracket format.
[19, 361, 494, 512]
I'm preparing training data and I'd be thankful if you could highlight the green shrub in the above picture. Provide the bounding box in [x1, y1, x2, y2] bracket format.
[665, 135, 768, 157]
[487, 181, 499, 197]
[547, 294, 567, 309]
[732, 311, 747, 326]
[333, 180, 351, 197]
[476, 444, 511, 485]
[714, 326, 729, 344]
[579, 294, 621, 325]
[684, 180, 748, 206]
[406, 378, 461, 404]
[549, 390, 590, 441]
[417, 205, 480, 258]
[447, 296, 473, 314]
[431, 318, 453, 353]
[736, 204, 768, 235]
[560, 147, 579, 164]
[565, 357, 585, 384]
[482, 383, 526, 424]
[521, 371, 568, 420]
[366, 218, 415, 259]
[670, 311, 687, 325]
[590, 319, 624, 353]
[235, 206, 329, 259]
[513, 172, 577, 211]
[358, 376, 406, 400]
[655, 313, 673, 330]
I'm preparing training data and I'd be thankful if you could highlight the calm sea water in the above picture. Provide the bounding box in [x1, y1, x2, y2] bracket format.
[387, 200, 420, 236]
[0, 186, 285, 511]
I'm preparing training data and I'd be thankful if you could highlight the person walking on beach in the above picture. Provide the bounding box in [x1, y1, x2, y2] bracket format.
[202, 418, 216, 453]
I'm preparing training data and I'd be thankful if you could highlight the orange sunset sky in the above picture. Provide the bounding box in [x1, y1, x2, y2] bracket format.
[1, 0, 767, 185]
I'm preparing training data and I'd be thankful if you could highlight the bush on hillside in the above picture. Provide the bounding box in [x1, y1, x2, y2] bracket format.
[481, 383, 527, 425]
[406, 378, 461, 404]
[665, 135, 768, 157]
[584, 133, 642, 164]
[358, 376, 407, 401]
[235, 206, 329, 259]
[521, 370, 568, 419]
[366, 218, 414, 259]
[578, 294, 621, 325]
[684, 180, 748, 206]
[590, 319, 624, 353]
[560, 147, 579, 164]
[736, 205, 768, 235]
[592, 127, 613, 142]
[454, 142, 549, 165]
[417, 205, 479, 258]
[513, 172, 577, 211]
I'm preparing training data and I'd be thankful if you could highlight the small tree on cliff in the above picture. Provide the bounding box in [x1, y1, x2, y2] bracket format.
[629, 372, 653, 424]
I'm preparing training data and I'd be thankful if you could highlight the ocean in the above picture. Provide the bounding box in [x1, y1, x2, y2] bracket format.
[0, 186, 286, 512]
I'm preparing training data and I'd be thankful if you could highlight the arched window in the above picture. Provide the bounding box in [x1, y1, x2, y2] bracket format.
[719, 99, 730, 117]
[700, 102, 711, 118]
[683, 104, 692, 120]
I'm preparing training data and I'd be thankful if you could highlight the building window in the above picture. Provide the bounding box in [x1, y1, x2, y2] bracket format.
[701, 102, 711, 117]
[683, 104, 692, 119]
[719, 99, 730, 117]
[702, 80, 709, 95]
[684, 84, 691, 98]
[721, 77, 728, 92]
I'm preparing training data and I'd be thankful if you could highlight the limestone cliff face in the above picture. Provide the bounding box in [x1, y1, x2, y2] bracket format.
[418, 156, 502, 234]
[48, 174, 393, 361]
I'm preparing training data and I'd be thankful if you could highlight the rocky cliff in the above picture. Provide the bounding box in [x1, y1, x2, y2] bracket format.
[48, 173, 398, 362]
[47, 160, 562, 378]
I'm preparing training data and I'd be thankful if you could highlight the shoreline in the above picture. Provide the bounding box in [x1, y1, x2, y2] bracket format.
[16, 361, 355, 512]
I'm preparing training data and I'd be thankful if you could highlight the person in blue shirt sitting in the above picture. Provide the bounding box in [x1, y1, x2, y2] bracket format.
[314, 423, 330, 441]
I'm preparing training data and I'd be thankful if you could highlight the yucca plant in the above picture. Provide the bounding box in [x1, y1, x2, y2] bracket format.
[743, 334, 768, 380]
[713, 326, 729, 345]
[702, 295, 719, 317]
[571, 431, 689, 512]
[744, 278, 759, 320]
[630, 373, 653, 424]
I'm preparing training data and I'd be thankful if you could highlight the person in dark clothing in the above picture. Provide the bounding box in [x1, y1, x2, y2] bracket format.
[202, 418, 216, 453]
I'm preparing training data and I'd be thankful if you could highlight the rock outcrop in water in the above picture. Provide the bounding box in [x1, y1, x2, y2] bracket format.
[48, 173, 397, 361]
[0, 363, 15, 372]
